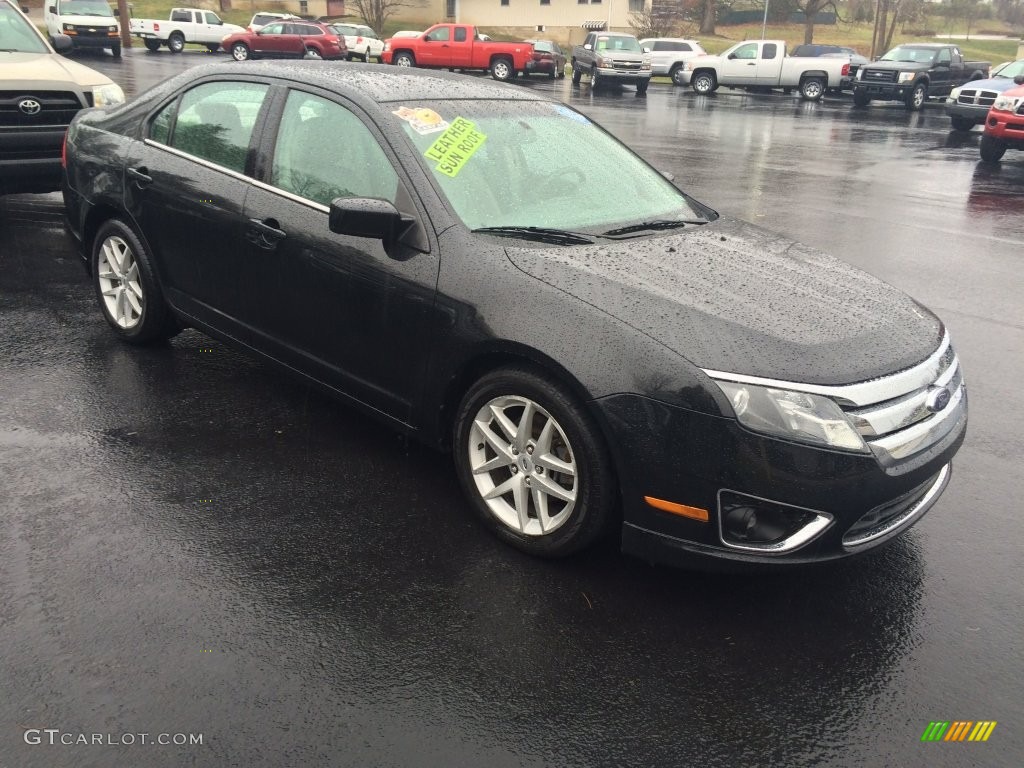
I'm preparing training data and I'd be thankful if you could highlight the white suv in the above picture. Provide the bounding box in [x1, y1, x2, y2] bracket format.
[247, 11, 299, 32]
[638, 38, 706, 84]
[329, 23, 383, 62]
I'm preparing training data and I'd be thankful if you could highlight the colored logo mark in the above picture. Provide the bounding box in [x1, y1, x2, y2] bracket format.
[921, 721, 997, 742]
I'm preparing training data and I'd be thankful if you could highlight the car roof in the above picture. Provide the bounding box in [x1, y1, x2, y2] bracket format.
[639, 37, 700, 42]
[175, 61, 548, 104]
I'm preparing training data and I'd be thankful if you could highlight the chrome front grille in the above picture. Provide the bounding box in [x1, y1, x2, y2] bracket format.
[957, 89, 998, 107]
[610, 60, 642, 71]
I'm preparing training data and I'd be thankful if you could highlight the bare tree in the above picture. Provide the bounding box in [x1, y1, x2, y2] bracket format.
[791, 0, 839, 44]
[350, 0, 423, 36]
[629, 0, 698, 38]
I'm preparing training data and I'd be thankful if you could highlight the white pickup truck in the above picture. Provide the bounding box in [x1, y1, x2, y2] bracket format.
[130, 7, 244, 53]
[678, 39, 850, 101]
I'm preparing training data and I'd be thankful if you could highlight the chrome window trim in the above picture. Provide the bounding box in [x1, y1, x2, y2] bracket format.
[704, 331, 950, 407]
[142, 139, 330, 214]
[716, 489, 833, 555]
[843, 463, 950, 547]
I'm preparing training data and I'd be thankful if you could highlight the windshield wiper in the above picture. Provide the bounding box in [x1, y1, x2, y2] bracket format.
[601, 219, 706, 237]
[471, 226, 595, 245]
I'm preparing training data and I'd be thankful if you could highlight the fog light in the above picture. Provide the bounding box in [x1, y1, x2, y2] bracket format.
[718, 491, 832, 553]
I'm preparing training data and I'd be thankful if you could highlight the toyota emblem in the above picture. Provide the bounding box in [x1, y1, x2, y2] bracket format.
[18, 99, 42, 116]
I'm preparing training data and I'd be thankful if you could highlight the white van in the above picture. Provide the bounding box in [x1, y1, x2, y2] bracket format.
[45, 0, 122, 57]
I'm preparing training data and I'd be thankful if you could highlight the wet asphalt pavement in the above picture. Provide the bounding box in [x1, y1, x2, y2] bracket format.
[1, 50, 1022, 767]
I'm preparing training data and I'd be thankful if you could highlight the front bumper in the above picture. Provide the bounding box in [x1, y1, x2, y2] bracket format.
[593, 391, 966, 569]
[592, 68, 651, 84]
[67, 33, 119, 49]
[853, 83, 916, 101]
[945, 100, 987, 123]
[0, 127, 66, 194]
[985, 109, 1024, 148]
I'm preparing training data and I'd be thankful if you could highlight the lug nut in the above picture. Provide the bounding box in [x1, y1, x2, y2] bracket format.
[511, 447, 519, 455]
[535, 466, 543, 474]
[526, 445, 534, 454]
[511, 466, 518, 474]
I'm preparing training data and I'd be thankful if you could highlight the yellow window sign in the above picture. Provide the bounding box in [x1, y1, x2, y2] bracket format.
[424, 117, 487, 178]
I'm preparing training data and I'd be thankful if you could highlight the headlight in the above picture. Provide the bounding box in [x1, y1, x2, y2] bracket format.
[715, 381, 868, 453]
[949, 86, 962, 100]
[63, 23, 73, 30]
[641, 62, 651, 70]
[993, 94, 1022, 112]
[897, 72, 916, 83]
[108, 25, 117, 32]
[91, 83, 125, 107]
[383, 42, 390, 52]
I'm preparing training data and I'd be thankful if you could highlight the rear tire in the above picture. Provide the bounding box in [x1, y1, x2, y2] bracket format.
[571, 63, 581, 85]
[304, 46, 322, 59]
[144, 39, 161, 52]
[979, 134, 1007, 163]
[799, 77, 824, 101]
[453, 366, 617, 558]
[491, 56, 513, 82]
[206, 44, 219, 53]
[168, 31, 185, 54]
[669, 64, 684, 86]
[92, 219, 180, 345]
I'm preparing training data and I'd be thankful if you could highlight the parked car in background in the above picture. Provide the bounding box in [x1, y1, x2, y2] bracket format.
[130, 7, 244, 53]
[390, 30, 421, 39]
[62, 62, 967, 569]
[571, 32, 652, 94]
[853, 44, 989, 110]
[946, 59, 1024, 131]
[222, 20, 346, 61]
[0, 0, 123, 194]
[679, 40, 848, 101]
[330, 22, 383, 61]
[247, 11, 299, 32]
[523, 39, 566, 78]
[637, 37, 706, 85]
[382, 24, 533, 82]
[979, 75, 1024, 162]
[44, 0, 121, 57]
[791, 43, 867, 90]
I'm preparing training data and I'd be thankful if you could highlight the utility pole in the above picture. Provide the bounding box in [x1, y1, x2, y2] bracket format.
[117, 0, 131, 48]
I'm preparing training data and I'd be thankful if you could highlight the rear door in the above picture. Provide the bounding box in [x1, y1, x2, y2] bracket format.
[756, 42, 784, 84]
[932, 47, 954, 93]
[449, 26, 473, 68]
[124, 79, 272, 339]
[240, 87, 440, 422]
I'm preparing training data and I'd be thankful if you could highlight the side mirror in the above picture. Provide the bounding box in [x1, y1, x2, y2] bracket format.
[583, 43, 591, 51]
[727, 53, 736, 60]
[329, 198, 411, 245]
[48, 4, 56, 12]
[1015, 74, 1024, 85]
[52, 33, 73, 52]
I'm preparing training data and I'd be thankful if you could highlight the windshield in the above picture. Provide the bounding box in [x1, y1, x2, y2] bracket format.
[0, 2, 48, 53]
[392, 100, 706, 232]
[59, 0, 114, 16]
[994, 59, 1024, 79]
[594, 35, 641, 53]
[880, 46, 936, 64]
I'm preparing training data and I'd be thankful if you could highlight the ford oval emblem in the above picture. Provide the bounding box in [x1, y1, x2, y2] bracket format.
[925, 386, 952, 413]
[18, 99, 42, 116]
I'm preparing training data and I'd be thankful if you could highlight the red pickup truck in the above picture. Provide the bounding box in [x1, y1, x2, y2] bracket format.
[979, 76, 1024, 162]
[381, 24, 533, 82]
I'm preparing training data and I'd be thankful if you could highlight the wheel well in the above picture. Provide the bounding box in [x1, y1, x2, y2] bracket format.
[489, 54, 511, 67]
[693, 68, 715, 81]
[81, 203, 121, 275]
[800, 71, 827, 84]
[668, 62, 681, 73]
[915, 77, 929, 87]
[393, 48, 413, 60]
[436, 347, 593, 452]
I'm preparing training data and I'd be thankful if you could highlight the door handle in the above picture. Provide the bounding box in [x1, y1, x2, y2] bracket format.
[746, 62, 756, 66]
[246, 218, 287, 250]
[127, 166, 152, 185]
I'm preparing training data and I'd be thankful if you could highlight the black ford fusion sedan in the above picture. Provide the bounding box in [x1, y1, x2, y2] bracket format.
[63, 62, 966, 569]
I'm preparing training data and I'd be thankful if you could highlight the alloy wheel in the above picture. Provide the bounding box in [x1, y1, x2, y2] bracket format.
[97, 235, 143, 329]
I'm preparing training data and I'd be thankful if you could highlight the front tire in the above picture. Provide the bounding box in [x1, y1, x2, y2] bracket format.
[571, 62, 581, 85]
[635, 80, 648, 96]
[491, 56, 513, 82]
[905, 81, 927, 110]
[231, 42, 250, 61]
[144, 39, 161, 52]
[394, 51, 414, 68]
[979, 134, 1007, 163]
[853, 89, 871, 107]
[691, 71, 717, 95]
[92, 220, 179, 344]
[799, 77, 824, 101]
[671, 65, 687, 86]
[453, 367, 616, 558]
[205, 44, 220, 53]
[167, 31, 185, 54]
[950, 115, 975, 132]
[110, 43, 121, 58]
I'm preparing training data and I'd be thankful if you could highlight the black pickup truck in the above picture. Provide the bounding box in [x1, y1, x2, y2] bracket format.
[853, 44, 989, 110]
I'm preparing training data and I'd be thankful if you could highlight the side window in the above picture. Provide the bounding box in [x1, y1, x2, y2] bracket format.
[149, 101, 174, 144]
[263, 23, 283, 34]
[679, 43, 691, 52]
[271, 91, 398, 207]
[454, 26, 467, 42]
[426, 27, 450, 42]
[762, 43, 777, 60]
[171, 9, 190, 22]
[204, 12, 219, 24]
[171, 82, 268, 174]
[937, 49, 951, 65]
[652, 41, 666, 51]
[734, 43, 758, 60]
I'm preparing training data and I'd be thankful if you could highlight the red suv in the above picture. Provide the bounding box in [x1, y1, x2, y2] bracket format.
[980, 75, 1024, 162]
[223, 20, 346, 61]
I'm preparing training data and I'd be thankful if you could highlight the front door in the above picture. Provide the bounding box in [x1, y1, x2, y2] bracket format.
[722, 41, 759, 85]
[418, 26, 452, 67]
[241, 88, 440, 422]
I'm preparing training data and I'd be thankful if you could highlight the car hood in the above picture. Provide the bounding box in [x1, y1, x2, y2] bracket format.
[0, 51, 112, 88]
[958, 76, 1019, 92]
[504, 217, 943, 386]
[863, 60, 931, 72]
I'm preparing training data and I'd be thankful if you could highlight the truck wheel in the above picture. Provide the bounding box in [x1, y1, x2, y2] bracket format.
[491, 57, 513, 82]
[591, 70, 601, 89]
[110, 43, 121, 58]
[144, 39, 161, 52]
[669, 64, 684, 86]
[571, 63, 581, 85]
[950, 116, 975, 132]
[206, 44, 220, 53]
[168, 32, 185, 54]
[853, 90, 870, 107]
[635, 80, 648, 96]
[799, 77, 824, 101]
[979, 134, 1007, 163]
[231, 42, 250, 61]
[905, 82, 927, 110]
[691, 71, 716, 95]
[394, 51, 414, 68]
